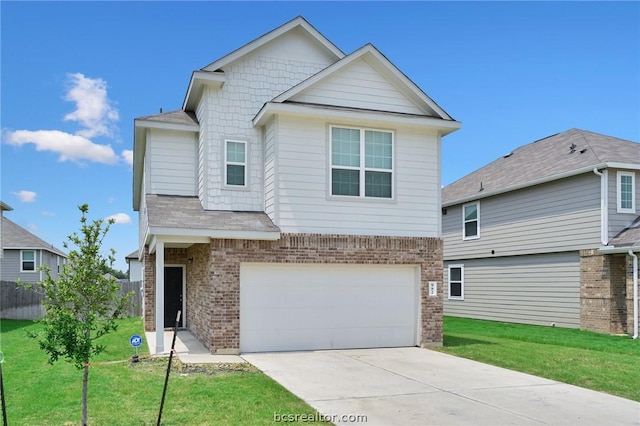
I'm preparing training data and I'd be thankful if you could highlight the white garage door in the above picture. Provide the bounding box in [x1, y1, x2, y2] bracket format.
[240, 263, 420, 353]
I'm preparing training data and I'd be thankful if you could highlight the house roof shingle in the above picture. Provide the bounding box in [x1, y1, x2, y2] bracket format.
[2, 217, 66, 257]
[135, 110, 198, 126]
[442, 129, 640, 206]
[125, 250, 139, 259]
[146, 194, 280, 234]
[608, 217, 640, 249]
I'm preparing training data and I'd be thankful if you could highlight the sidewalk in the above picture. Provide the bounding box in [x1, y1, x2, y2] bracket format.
[145, 330, 245, 364]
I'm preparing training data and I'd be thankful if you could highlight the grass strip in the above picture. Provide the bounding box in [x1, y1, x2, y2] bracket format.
[437, 316, 640, 402]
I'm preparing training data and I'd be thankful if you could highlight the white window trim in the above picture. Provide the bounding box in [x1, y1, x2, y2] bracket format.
[462, 201, 480, 240]
[21, 249, 36, 273]
[448, 264, 464, 300]
[224, 139, 248, 188]
[617, 171, 636, 213]
[329, 125, 395, 200]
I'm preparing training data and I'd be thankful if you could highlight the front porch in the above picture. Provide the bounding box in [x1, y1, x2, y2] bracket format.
[145, 329, 244, 364]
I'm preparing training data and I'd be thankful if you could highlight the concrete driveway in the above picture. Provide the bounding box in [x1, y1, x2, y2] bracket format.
[243, 348, 640, 426]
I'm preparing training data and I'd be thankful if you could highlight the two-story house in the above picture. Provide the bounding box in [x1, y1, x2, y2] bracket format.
[442, 129, 639, 337]
[133, 17, 460, 354]
[1, 215, 67, 284]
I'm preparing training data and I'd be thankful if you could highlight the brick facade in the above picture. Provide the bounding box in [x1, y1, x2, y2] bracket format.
[144, 233, 443, 353]
[580, 249, 634, 334]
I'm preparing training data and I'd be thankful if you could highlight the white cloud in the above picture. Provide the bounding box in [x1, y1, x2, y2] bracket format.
[12, 190, 37, 203]
[41, 210, 55, 216]
[121, 149, 133, 167]
[105, 213, 131, 224]
[2, 72, 125, 166]
[5, 129, 118, 164]
[26, 223, 38, 232]
[64, 73, 119, 138]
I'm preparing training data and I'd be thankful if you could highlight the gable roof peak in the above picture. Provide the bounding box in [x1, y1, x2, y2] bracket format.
[201, 15, 344, 72]
[269, 41, 456, 122]
[182, 16, 345, 112]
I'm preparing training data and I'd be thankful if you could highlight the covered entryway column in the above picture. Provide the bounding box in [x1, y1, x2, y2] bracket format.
[155, 239, 165, 353]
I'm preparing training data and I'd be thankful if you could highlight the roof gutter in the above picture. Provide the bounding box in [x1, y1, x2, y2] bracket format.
[253, 101, 461, 134]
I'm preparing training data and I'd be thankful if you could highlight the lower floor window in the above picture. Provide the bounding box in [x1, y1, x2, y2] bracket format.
[448, 265, 464, 299]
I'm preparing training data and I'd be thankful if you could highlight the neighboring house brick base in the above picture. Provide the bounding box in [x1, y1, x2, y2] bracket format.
[580, 249, 636, 335]
[144, 234, 443, 353]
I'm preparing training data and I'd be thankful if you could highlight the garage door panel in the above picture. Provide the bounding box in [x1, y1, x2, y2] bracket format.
[245, 307, 413, 330]
[242, 326, 416, 353]
[240, 263, 419, 353]
[244, 285, 390, 309]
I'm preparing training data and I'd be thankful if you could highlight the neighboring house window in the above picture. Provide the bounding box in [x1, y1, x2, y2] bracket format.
[617, 171, 635, 213]
[21, 250, 36, 272]
[448, 265, 464, 300]
[462, 202, 480, 240]
[330, 126, 393, 199]
[225, 140, 247, 187]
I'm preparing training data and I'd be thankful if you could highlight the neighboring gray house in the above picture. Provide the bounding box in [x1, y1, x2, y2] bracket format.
[125, 250, 143, 282]
[1, 216, 67, 284]
[133, 16, 460, 354]
[442, 129, 639, 336]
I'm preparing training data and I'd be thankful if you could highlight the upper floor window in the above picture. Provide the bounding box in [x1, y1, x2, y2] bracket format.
[617, 171, 635, 213]
[225, 140, 247, 187]
[463, 202, 480, 240]
[21, 250, 36, 272]
[448, 264, 464, 300]
[330, 126, 393, 199]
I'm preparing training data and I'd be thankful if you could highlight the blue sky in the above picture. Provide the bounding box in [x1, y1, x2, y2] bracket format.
[1, 1, 638, 271]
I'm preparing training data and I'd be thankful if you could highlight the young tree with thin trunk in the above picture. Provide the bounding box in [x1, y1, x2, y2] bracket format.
[27, 204, 132, 425]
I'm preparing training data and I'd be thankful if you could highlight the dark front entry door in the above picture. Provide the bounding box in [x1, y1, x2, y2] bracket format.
[164, 267, 183, 328]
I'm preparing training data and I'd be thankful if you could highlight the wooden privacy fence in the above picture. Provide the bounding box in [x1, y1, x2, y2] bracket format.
[0, 280, 143, 320]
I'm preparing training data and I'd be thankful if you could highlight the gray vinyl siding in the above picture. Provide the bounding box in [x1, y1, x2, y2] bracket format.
[444, 252, 581, 328]
[443, 173, 601, 260]
[1, 250, 38, 282]
[607, 168, 639, 239]
[0, 249, 65, 283]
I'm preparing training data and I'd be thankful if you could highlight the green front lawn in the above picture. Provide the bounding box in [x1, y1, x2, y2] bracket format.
[0, 318, 325, 425]
[436, 316, 640, 402]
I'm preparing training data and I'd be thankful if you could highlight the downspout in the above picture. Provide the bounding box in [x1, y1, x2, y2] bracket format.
[593, 168, 608, 245]
[629, 250, 638, 340]
[39, 250, 43, 281]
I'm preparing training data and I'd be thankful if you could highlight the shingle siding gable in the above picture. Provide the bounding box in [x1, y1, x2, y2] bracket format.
[197, 53, 333, 211]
